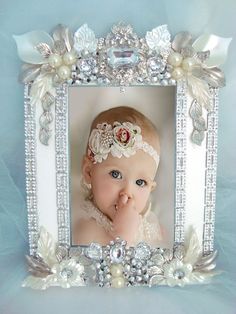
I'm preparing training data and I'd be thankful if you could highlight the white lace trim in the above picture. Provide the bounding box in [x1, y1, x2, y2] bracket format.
[78, 199, 162, 246]
[79, 200, 113, 233]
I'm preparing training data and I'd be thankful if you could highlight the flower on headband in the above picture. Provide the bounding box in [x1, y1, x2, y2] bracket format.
[88, 123, 113, 163]
[111, 122, 142, 158]
[88, 122, 143, 163]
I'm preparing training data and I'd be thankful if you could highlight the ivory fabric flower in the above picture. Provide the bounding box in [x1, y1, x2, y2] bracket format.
[51, 258, 85, 288]
[111, 122, 142, 158]
[163, 259, 193, 287]
[88, 122, 143, 162]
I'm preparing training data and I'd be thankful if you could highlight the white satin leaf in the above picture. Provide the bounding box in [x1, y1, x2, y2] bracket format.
[22, 275, 51, 290]
[37, 226, 58, 267]
[13, 31, 54, 64]
[184, 228, 201, 265]
[145, 24, 171, 56]
[192, 34, 232, 67]
[30, 73, 54, 106]
[74, 24, 98, 53]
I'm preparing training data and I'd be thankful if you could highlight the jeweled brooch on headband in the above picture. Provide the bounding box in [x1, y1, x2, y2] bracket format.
[87, 121, 160, 166]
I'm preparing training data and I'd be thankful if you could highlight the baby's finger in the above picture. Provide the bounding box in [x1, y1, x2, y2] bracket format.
[126, 198, 136, 210]
[120, 194, 128, 205]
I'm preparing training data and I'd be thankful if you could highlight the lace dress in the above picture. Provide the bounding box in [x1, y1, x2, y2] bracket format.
[77, 198, 163, 247]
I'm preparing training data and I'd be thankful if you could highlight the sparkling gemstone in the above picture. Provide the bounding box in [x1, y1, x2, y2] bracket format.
[78, 58, 96, 74]
[60, 268, 73, 279]
[107, 47, 139, 69]
[110, 243, 124, 263]
[136, 275, 143, 282]
[173, 269, 185, 279]
[79, 60, 91, 72]
[134, 242, 151, 260]
[147, 57, 166, 73]
[86, 243, 102, 260]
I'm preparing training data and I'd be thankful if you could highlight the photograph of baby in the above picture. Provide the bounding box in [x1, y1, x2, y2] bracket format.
[69, 86, 176, 248]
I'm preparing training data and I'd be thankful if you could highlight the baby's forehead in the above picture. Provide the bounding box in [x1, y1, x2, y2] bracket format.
[97, 152, 157, 176]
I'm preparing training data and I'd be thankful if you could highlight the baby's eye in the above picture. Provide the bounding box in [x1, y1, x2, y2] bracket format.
[136, 179, 147, 187]
[109, 170, 122, 179]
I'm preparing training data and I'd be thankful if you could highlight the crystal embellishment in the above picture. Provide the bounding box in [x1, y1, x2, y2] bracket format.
[134, 242, 151, 260]
[110, 243, 125, 263]
[107, 47, 139, 69]
[86, 243, 103, 260]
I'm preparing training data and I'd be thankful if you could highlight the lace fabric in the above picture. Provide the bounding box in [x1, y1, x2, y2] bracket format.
[77, 197, 163, 247]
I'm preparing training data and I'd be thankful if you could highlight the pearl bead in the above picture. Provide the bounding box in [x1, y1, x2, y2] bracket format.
[110, 264, 123, 277]
[63, 51, 77, 65]
[111, 277, 125, 288]
[171, 67, 184, 80]
[167, 52, 183, 67]
[57, 65, 71, 80]
[182, 57, 195, 72]
[48, 54, 62, 68]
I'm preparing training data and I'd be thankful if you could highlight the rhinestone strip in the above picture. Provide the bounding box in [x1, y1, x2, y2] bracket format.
[203, 88, 219, 254]
[24, 84, 39, 255]
[55, 84, 70, 246]
[174, 80, 187, 243]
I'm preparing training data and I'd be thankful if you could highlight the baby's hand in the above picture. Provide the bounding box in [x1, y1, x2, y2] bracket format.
[112, 194, 141, 245]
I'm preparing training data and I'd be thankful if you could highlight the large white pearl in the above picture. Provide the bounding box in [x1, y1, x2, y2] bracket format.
[111, 277, 125, 288]
[57, 65, 71, 80]
[182, 57, 195, 72]
[110, 264, 123, 277]
[168, 52, 183, 67]
[63, 51, 77, 65]
[171, 67, 184, 80]
[48, 54, 62, 68]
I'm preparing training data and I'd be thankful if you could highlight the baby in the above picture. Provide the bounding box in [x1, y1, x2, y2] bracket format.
[73, 106, 163, 247]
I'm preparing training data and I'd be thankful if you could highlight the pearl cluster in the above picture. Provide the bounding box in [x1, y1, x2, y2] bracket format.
[168, 52, 196, 80]
[48, 50, 77, 80]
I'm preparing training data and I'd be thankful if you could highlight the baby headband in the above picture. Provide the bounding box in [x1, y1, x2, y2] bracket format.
[87, 121, 160, 166]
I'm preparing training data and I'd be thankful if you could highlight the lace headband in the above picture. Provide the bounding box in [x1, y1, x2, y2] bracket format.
[87, 121, 160, 166]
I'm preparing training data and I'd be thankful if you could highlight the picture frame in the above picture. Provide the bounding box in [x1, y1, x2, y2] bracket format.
[14, 23, 231, 289]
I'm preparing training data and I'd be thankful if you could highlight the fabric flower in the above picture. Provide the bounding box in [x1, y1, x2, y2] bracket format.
[163, 259, 193, 287]
[88, 123, 113, 163]
[51, 258, 85, 288]
[111, 122, 142, 158]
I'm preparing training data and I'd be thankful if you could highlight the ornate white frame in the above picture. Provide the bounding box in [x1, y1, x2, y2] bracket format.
[16, 23, 230, 289]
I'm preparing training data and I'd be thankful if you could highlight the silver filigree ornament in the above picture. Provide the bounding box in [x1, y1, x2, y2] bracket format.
[189, 99, 206, 145]
[39, 92, 54, 145]
[166, 32, 231, 145]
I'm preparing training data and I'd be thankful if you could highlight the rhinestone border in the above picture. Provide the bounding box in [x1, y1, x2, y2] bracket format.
[203, 88, 219, 254]
[24, 84, 39, 255]
[55, 84, 71, 246]
[174, 81, 187, 244]
[24, 81, 217, 253]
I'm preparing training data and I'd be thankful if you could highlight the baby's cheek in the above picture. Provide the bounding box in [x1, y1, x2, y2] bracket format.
[136, 190, 151, 213]
[93, 178, 116, 201]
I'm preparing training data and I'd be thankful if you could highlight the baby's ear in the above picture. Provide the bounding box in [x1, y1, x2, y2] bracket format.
[82, 155, 93, 184]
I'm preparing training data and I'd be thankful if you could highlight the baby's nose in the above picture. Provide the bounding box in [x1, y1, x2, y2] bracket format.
[120, 182, 133, 199]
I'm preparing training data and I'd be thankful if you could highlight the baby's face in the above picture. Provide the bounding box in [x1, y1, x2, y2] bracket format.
[86, 150, 157, 221]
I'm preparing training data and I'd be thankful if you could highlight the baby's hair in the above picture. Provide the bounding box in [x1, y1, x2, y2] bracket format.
[89, 106, 160, 153]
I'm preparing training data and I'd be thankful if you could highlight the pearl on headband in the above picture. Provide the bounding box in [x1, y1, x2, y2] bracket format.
[87, 121, 160, 167]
